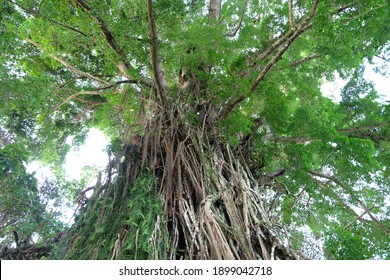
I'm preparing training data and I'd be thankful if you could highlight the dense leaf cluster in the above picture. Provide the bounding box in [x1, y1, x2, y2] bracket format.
[0, 0, 389, 259]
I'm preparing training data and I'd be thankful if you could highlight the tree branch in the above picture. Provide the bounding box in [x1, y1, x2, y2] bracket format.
[262, 134, 317, 145]
[308, 170, 390, 237]
[343, 205, 376, 230]
[336, 2, 355, 13]
[337, 122, 390, 133]
[225, 1, 247, 37]
[250, 23, 312, 92]
[209, 0, 222, 21]
[220, 0, 321, 120]
[147, 0, 167, 105]
[7, 0, 87, 36]
[72, 0, 132, 74]
[288, 0, 294, 29]
[290, 53, 320, 67]
[248, 29, 295, 72]
[54, 89, 105, 111]
[94, 79, 154, 91]
[26, 39, 111, 86]
[374, 54, 390, 63]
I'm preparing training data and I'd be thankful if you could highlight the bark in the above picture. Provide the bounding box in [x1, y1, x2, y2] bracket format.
[288, 0, 294, 29]
[72, 0, 133, 75]
[59, 98, 302, 259]
[147, 0, 168, 104]
[209, 0, 222, 21]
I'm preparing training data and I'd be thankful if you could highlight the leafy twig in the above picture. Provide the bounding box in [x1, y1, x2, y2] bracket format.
[72, 0, 132, 73]
[308, 170, 390, 237]
[337, 122, 390, 133]
[26, 39, 111, 86]
[7, 0, 87, 36]
[225, 1, 247, 37]
[220, 0, 321, 120]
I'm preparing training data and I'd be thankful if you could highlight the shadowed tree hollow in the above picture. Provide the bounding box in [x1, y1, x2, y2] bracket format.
[0, 0, 389, 260]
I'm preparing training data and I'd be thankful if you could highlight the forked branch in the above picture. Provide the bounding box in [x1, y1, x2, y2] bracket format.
[220, 0, 321, 120]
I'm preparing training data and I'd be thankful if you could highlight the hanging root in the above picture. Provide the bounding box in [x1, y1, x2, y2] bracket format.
[142, 101, 300, 260]
[59, 100, 304, 260]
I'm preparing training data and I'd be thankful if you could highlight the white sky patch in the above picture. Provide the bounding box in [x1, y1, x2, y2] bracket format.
[364, 63, 389, 100]
[321, 59, 389, 102]
[321, 73, 349, 103]
[27, 161, 56, 181]
[64, 128, 109, 181]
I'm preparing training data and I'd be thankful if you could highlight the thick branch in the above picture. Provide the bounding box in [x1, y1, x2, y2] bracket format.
[247, 0, 319, 74]
[220, 1, 320, 120]
[307, 0, 321, 21]
[209, 0, 222, 21]
[288, 0, 294, 29]
[73, 0, 132, 72]
[220, 22, 313, 119]
[26, 39, 110, 86]
[147, 0, 167, 104]
[248, 29, 295, 71]
[250, 23, 312, 92]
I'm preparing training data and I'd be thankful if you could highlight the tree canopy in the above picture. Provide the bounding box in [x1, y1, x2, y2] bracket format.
[0, 0, 389, 260]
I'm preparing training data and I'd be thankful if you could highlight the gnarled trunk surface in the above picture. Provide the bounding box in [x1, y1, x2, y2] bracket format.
[59, 96, 304, 260]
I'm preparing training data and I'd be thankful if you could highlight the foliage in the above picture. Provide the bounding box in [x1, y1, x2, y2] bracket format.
[0, 143, 64, 249]
[55, 166, 167, 260]
[0, 0, 389, 259]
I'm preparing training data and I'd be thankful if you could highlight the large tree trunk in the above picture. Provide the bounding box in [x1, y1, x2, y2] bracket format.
[56, 0, 305, 261]
[59, 96, 303, 260]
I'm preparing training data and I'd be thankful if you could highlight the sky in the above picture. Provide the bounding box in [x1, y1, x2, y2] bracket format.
[63, 128, 109, 182]
[28, 128, 109, 183]
[321, 58, 389, 102]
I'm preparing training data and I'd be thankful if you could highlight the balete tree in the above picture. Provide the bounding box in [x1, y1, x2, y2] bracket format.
[0, 0, 389, 260]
